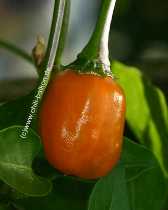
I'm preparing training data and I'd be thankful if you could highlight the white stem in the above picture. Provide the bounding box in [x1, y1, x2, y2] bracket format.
[48, 0, 66, 70]
[99, 0, 117, 73]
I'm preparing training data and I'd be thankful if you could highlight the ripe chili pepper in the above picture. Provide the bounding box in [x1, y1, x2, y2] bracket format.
[39, 70, 126, 179]
[39, 0, 126, 179]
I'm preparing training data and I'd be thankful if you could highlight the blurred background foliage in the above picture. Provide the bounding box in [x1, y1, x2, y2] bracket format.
[0, 0, 167, 100]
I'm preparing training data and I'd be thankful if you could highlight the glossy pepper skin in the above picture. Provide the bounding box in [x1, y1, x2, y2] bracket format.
[39, 70, 126, 179]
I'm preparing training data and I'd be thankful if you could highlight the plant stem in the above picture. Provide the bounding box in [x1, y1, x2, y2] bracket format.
[54, 0, 70, 69]
[0, 40, 33, 64]
[79, 0, 117, 73]
[41, 0, 66, 74]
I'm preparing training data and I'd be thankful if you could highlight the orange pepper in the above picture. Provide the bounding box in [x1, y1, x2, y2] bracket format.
[39, 70, 126, 179]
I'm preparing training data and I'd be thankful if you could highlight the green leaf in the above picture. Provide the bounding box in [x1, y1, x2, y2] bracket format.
[0, 126, 52, 196]
[88, 164, 130, 210]
[122, 138, 156, 167]
[15, 178, 94, 210]
[123, 138, 166, 210]
[87, 138, 166, 210]
[112, 61, 168, 177]
[127, 166, 166, 210]
[122, 138, 157, 180]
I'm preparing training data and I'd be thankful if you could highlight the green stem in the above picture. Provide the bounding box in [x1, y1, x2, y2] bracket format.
[54, 0, 70, 69]
[0, 40, 33, 64]
[78, 0, 117, 74]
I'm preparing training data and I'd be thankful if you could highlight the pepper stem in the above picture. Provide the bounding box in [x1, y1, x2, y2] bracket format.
[78, 0, 117, 74]
[54, 0, 70, 69]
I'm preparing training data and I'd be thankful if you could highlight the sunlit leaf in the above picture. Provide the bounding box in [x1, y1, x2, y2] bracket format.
[112, 61, 168, 177]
